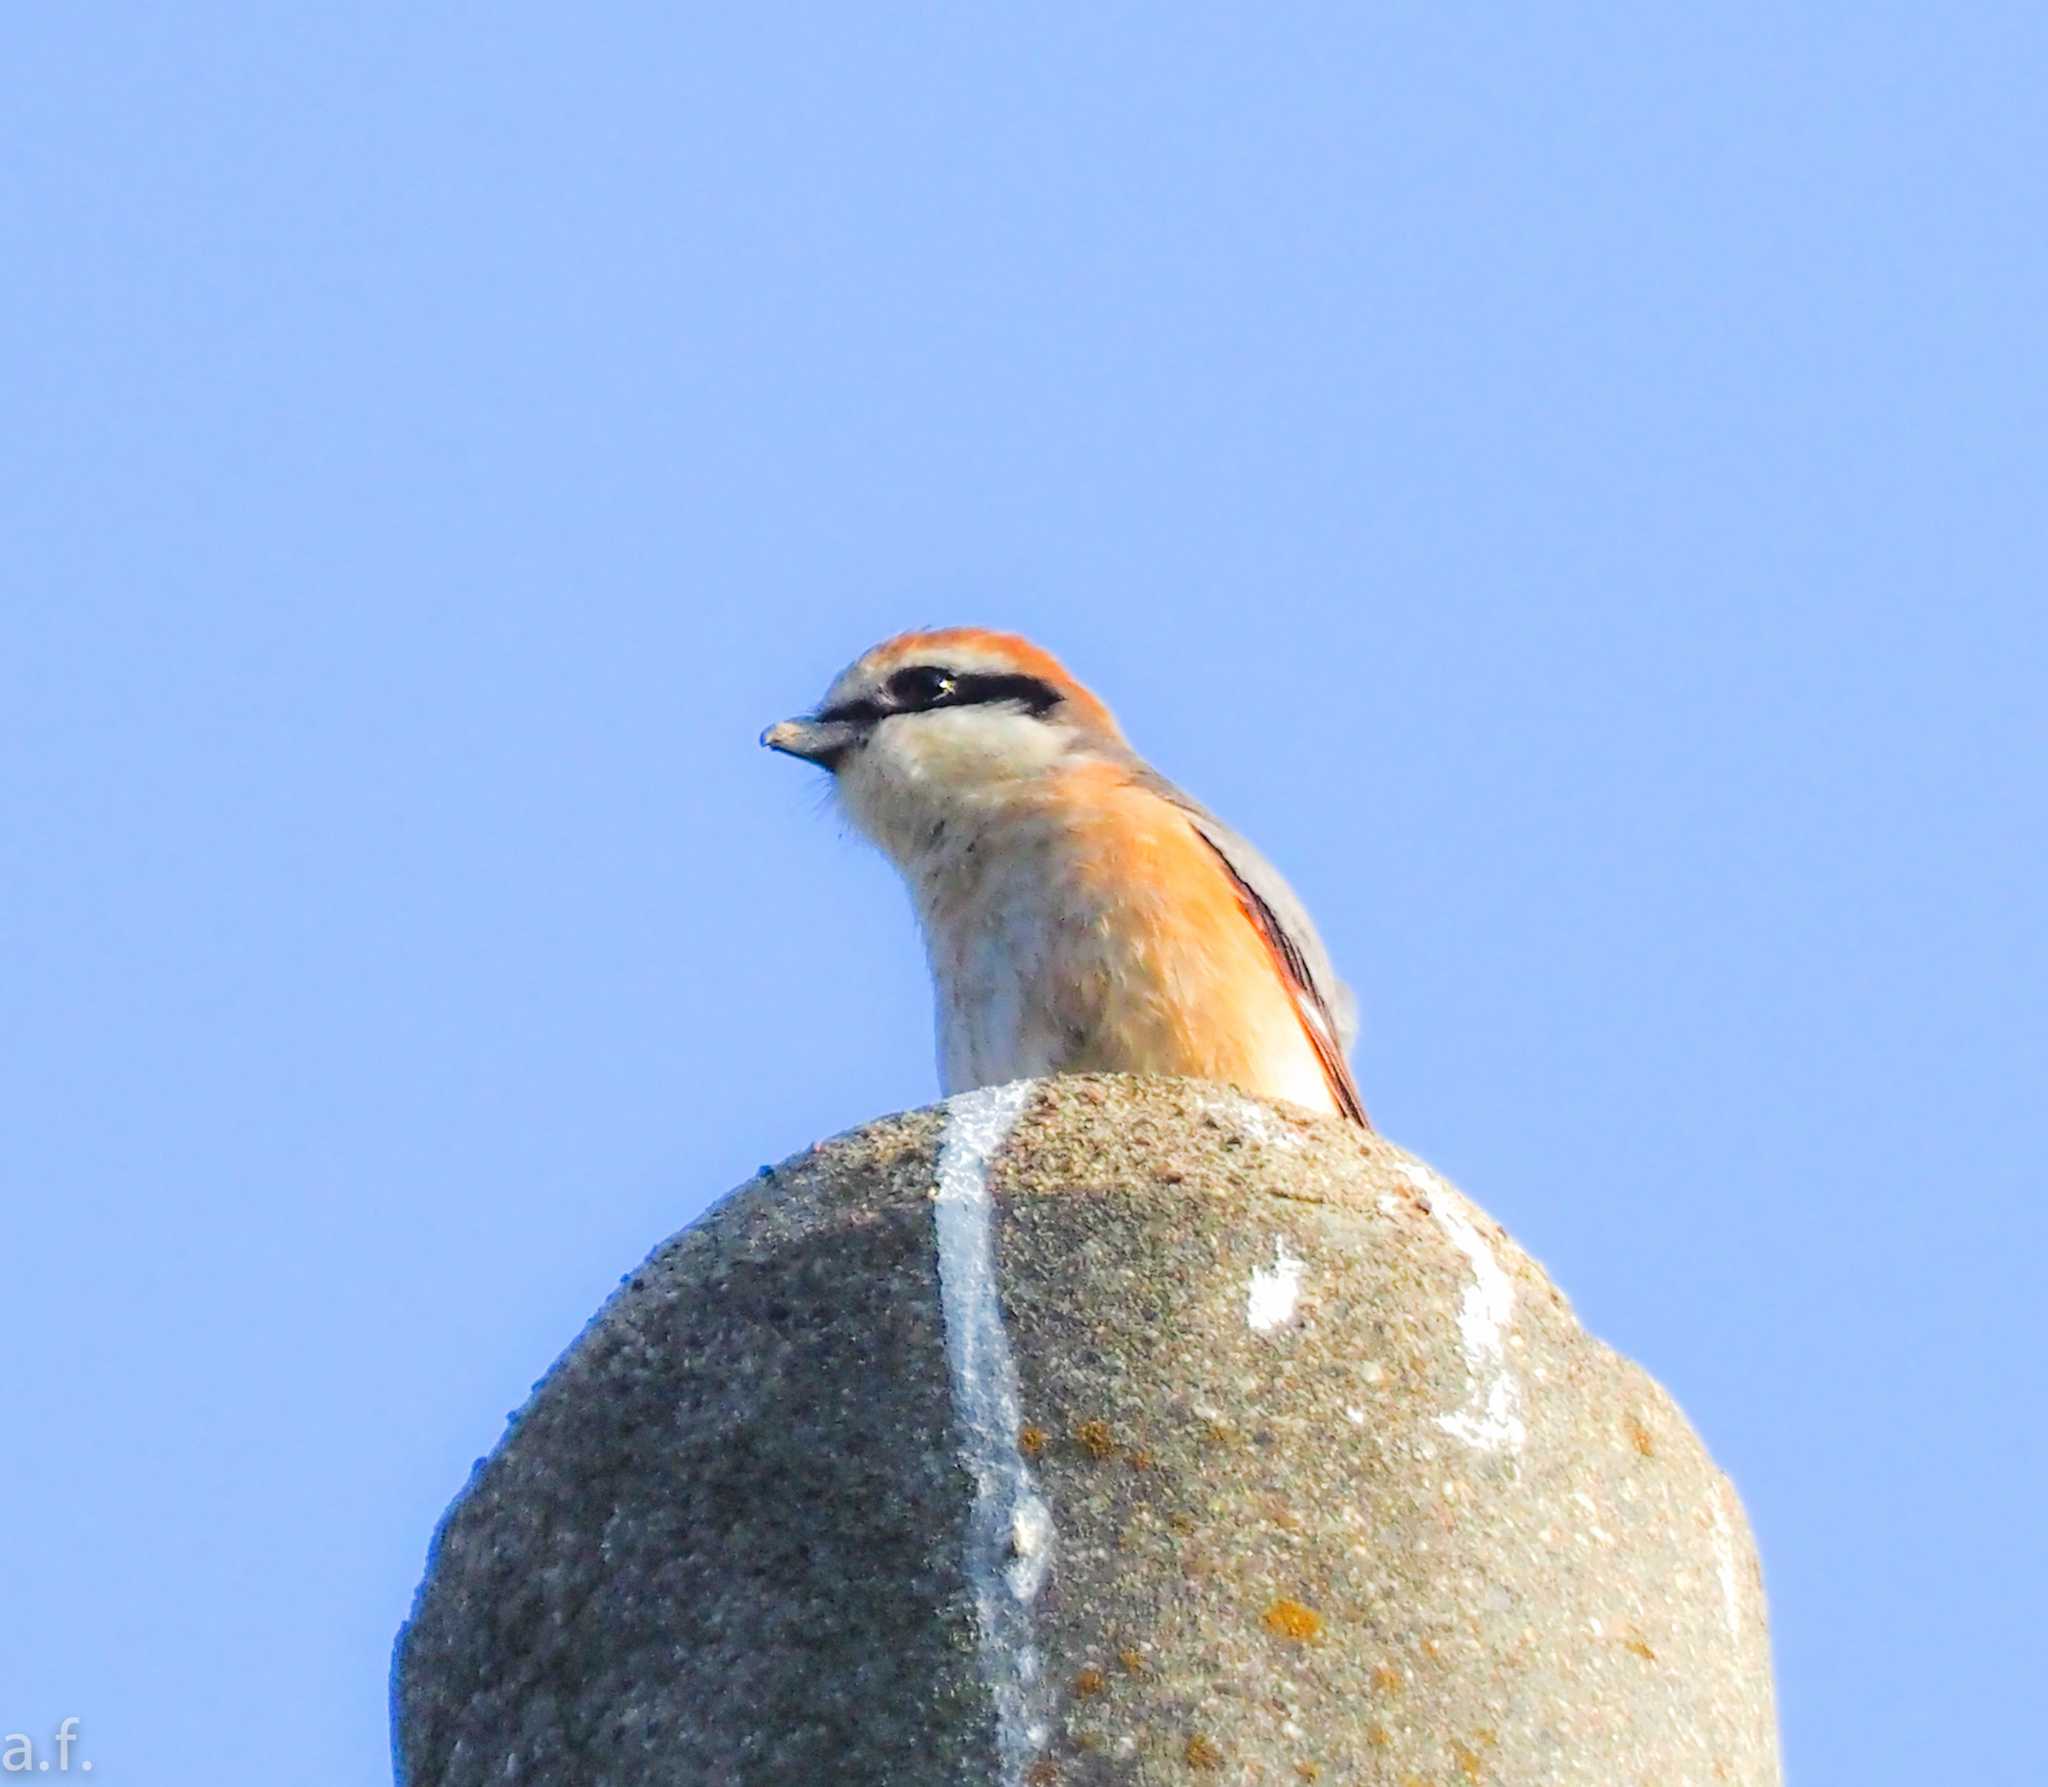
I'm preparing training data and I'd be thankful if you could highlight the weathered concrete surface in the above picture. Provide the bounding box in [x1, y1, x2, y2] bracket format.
[394, 1075, 1780, 1785]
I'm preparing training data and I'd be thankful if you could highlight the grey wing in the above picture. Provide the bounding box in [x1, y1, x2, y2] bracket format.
[1134, 768, 1369, 1125]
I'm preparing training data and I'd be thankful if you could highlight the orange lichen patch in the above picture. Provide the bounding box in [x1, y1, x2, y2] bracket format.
[1262, 1598, 1325, 1642]
[1295, 1763, 1324, 1782]
[1372, 1663, 1404, 1695]
[1622, 1632, 1658, 1661]
[1018, 1424, 1049, 1458]
[1625, 1414, 1656, 1457]
[1184, 1733, 1223, 1770]
[1451, 1737, 1485, 1779]
[1368, 1723, 1392, 1747]
[1073, 1667, 1107, 1698]
[1024, 1762, 1059, 1787]
[1125, 1448, 1156, 1470]
[1118, 1647, 1148, 1674]
[1075, 1419, 1116, 1459]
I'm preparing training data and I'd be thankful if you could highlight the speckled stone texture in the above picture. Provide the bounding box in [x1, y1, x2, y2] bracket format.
[393, 1076, 1781, 1786]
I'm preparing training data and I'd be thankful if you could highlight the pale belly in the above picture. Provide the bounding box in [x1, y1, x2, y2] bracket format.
[928, 879, 1071, 1093]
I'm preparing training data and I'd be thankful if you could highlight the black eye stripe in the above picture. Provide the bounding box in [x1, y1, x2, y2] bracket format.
[819, 667, 1063, 727]
[816, 696, 886, 725]
[944, 672, 1063, 715]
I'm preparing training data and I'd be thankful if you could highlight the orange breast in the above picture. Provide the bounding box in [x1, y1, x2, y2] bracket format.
[1039, 765, 1346, 1119]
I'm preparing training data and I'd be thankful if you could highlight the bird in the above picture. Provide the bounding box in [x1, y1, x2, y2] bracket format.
[762, 628, 1369, 1128]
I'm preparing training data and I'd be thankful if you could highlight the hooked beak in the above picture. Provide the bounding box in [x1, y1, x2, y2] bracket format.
[761, 715, 860, 770]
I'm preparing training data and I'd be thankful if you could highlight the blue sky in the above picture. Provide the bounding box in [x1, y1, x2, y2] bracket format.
[5, 5, 2042, 1781]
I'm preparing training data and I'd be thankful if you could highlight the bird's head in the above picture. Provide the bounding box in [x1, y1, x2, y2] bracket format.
[762, 628, 1128, 855]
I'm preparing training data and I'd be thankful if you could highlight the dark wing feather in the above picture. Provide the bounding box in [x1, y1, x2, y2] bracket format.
[1136, 769, 1370, 1129]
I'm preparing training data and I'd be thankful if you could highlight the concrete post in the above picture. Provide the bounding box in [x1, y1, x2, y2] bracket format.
[394, 1075, 1781, 1784]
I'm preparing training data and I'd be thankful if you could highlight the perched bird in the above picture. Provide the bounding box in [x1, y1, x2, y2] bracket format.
[763, 628, 1368, 1127]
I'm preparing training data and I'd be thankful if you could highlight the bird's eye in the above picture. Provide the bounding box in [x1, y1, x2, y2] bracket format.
[887, 666, 960, 710]
[871, 664, 1064, 720]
